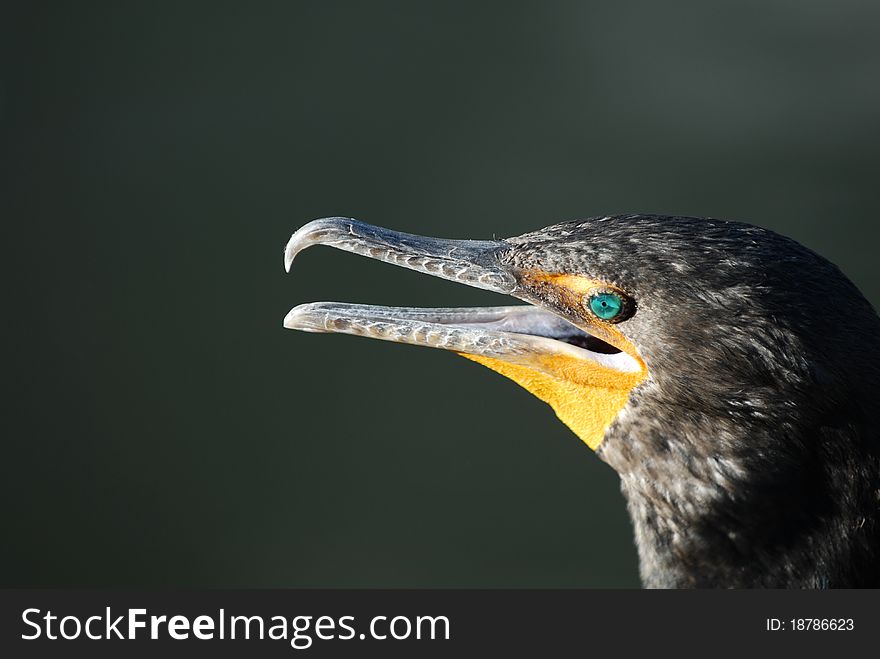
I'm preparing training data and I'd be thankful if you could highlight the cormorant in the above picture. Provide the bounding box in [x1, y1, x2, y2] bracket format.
[282, 215, 880, 588]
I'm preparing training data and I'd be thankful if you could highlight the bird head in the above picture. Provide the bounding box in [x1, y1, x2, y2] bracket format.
[283, 216, 653, 452]
[283, 215, 873, 454]
[283, 214, 880, 586]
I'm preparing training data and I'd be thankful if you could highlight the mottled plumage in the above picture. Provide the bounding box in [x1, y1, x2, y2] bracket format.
[503, 215, 880, 587]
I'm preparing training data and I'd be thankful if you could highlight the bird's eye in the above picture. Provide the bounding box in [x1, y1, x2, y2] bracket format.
[587, 292, 624, 321]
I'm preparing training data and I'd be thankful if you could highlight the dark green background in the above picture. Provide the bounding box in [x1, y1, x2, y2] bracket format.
[3, 1, 879, 587]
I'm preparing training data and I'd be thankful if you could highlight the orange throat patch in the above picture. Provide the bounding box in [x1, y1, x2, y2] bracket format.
[459, 352, 646, 451]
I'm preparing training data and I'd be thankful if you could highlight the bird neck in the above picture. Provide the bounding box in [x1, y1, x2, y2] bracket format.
[599, 399, 880, 588]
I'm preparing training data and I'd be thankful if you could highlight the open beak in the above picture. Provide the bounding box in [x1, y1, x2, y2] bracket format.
[283, 217, 640, 374]
[283, 217, 646, 450]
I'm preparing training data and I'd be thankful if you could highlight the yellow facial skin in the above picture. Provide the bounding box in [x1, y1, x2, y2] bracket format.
[460, 272, 648, 450]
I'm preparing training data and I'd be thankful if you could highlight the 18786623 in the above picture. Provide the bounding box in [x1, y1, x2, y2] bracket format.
[766, 618, 855, 631]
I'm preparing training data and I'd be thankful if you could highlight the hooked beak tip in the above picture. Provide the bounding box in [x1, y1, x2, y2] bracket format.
[283, 217, 358, 273]
[283, 231, 303, 273]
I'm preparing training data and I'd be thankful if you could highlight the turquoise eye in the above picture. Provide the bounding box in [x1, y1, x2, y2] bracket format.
[588, 292, 624, 321]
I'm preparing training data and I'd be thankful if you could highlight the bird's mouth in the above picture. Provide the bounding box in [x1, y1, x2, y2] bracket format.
[283, 218, 647, 450]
